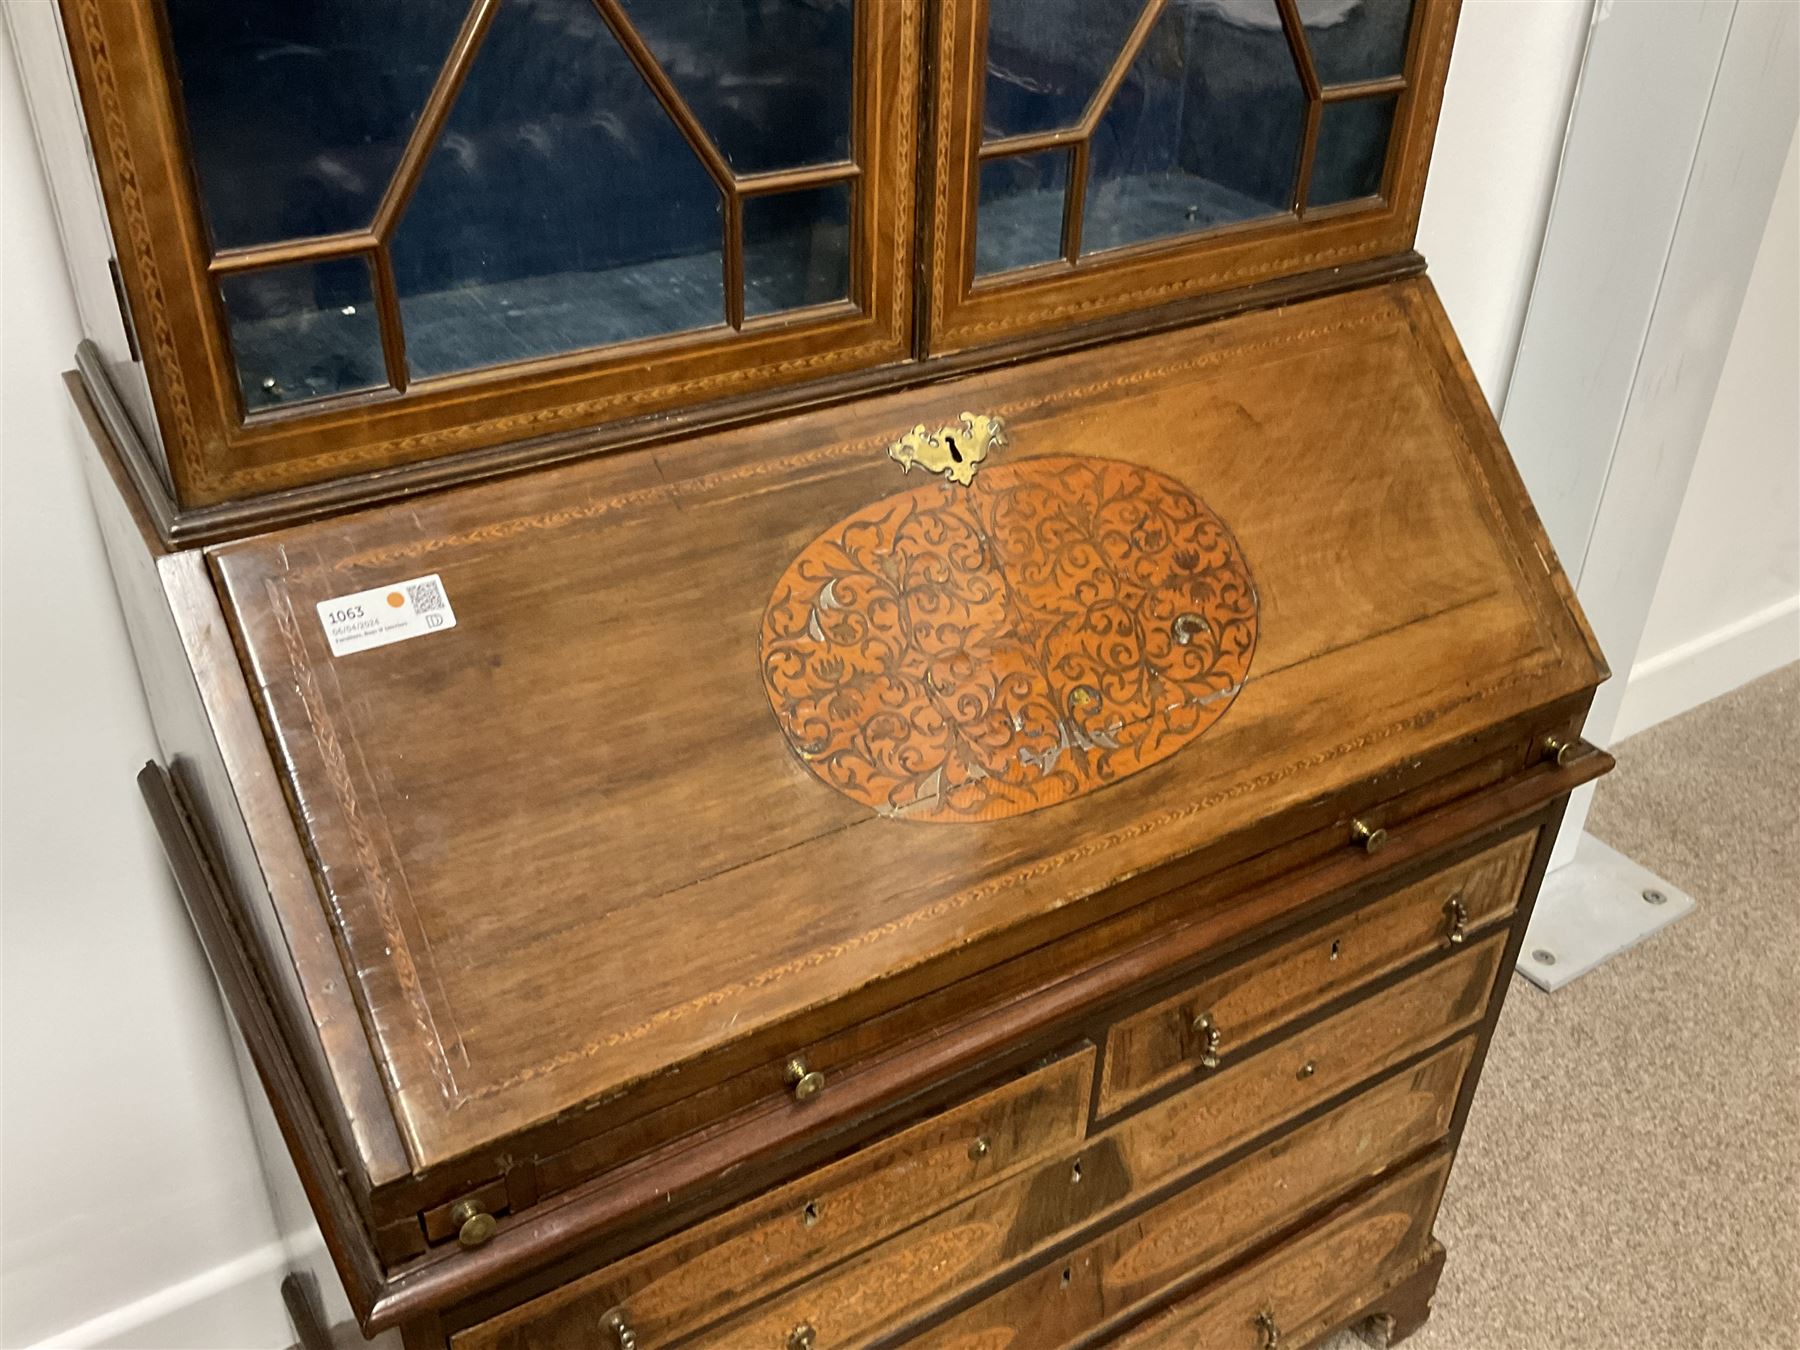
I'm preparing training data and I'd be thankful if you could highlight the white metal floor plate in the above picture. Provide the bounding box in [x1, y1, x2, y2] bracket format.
[1517, 833, 1695, 991]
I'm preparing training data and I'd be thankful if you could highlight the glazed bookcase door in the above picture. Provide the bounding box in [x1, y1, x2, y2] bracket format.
[61, 0, 921, 507]
[923, 0, 1458, 353]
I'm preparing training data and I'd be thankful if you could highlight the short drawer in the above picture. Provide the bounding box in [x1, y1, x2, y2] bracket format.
[942, 1152, 1453, 1349]
[688, 1035, 1475, 1349]
[452, 1047, 1095, 1350]
[1098, 830, 1536, 1115]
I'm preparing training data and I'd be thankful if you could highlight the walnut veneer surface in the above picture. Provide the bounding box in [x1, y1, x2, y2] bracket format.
[208, 278, 1601, 1178]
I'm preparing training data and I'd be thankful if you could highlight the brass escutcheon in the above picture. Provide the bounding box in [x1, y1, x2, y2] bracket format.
[789, 1322, 818, 1350]
[1257, 1309, 1283, 1349]
[886, 412, 1006, 487]
[1192, 1011, 1223, 1071]
[1445, 892, 1469, 946]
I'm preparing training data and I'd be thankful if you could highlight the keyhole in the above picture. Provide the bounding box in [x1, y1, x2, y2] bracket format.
[1060, 1266, 1073, 1289]
[1070, 1158, 1083, 1185]
[801, 1200, 819, 1228]
[1330, 939, 1341, 961]
[945, 435, 963, 463]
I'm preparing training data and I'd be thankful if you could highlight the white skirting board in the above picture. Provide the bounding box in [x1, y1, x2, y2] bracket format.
[1518, 833, 1695, 992]
[21, 1236, 298, 1350]
[1613, 596, 1800, 743]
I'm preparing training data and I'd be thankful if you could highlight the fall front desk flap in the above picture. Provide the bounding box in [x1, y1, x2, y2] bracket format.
[210, 278, 1602, 1174]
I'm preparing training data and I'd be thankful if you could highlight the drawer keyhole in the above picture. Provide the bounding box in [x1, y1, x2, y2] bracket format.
[1192, 1011, 1222, 1070]
[1329, 939, 1342, 961]
[801, 1200, 820, 1228]
[1445, 893, 1469, 946]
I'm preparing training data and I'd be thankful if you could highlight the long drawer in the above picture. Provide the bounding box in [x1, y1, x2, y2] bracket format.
[1099, 831, 1535, 1115]
[454, 1048, 1095, 1350]
[457, 935, 1503, 1350]
[938, 1152, 1454, 1349]
[687, 938, 1494, 1350]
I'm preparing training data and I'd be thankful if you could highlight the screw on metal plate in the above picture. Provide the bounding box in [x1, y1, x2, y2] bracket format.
[1532, 949, 1557, 966]
[1643, 888, 1668, 906]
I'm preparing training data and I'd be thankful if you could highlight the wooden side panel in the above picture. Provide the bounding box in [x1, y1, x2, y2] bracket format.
[453, 1048, 1094, 1350]
[943, 1153, 1454, 1349]
[1099, 830, 1535, 1114]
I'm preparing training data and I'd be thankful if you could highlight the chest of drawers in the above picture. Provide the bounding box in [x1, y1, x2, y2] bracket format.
[35, 0, 1609, 1344]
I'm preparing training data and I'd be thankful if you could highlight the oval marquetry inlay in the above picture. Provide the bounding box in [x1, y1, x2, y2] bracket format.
[760, 454, 1258, 822]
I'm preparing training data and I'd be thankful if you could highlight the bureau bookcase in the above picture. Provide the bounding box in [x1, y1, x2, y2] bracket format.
[41, 0, 1607, 1344]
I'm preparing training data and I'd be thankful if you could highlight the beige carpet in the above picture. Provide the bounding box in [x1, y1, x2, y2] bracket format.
[1323, 663, 1800, 1350]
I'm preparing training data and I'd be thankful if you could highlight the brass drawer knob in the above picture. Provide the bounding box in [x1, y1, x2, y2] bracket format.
[789, 1322, 818, 1350]
[1192, 1011, 1222, 1070]
[1445, 893, 1469, 946]
[1296, 1060, 1317, 1080]
[449, 1199, 496, 1250]
[1350, 818, 1387, 855]
[785, 1056, 826, 1103]
[968, 1135, 991, 1161]
[1257, 1309, 1282, 1348]
[1544, 734, 1579, 768]
[602, 1311, 637, 1350]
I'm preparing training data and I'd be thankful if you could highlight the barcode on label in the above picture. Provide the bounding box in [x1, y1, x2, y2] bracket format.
[406, 578, 447, 615]
[315, 573, 457, 657]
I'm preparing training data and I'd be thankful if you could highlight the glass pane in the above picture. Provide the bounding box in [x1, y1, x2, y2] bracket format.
[1310, 95, 1397, 206]
[617, 0, 854, 173]
[220, 258, 385, 412]
[1299, 0, 1416, 87]
[1082, 2, 1304, 255]
[164, 0, 467, 250]
[744, 186, 852, 317]
[984, 0, 1145, 139]
[977, 151, 1071, 276]
[392, 0, 725, 380]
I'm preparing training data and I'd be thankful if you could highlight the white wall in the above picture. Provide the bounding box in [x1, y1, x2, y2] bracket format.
[1614, 128, 1800, 738]
[1417, 0, 1594, 405]
[0, 17, 290, 1350]
[0, 6, 1598, 1348]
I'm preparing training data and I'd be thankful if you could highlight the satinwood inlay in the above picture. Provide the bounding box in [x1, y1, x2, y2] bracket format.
[760, 454, 1258, 821]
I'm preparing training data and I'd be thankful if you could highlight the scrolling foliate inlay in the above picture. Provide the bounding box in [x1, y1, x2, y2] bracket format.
[760, 453, 1258, 822]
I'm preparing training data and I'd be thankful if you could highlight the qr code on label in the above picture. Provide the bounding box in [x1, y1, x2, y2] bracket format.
[406, 578, 447, 614]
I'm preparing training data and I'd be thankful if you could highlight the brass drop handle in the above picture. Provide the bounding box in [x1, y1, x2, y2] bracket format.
[1350, 818, 1388, 855]
[789, 1322, 818, 1350]
[1445, 892, 1469, 946]
[602, 1310, 638, 1350]
[1256, 1309, 1282, 1348]
[1192, 1011, 1222, 1070]
[449, 1198, 496, 1250]
[785, 1056, 826, 1103]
